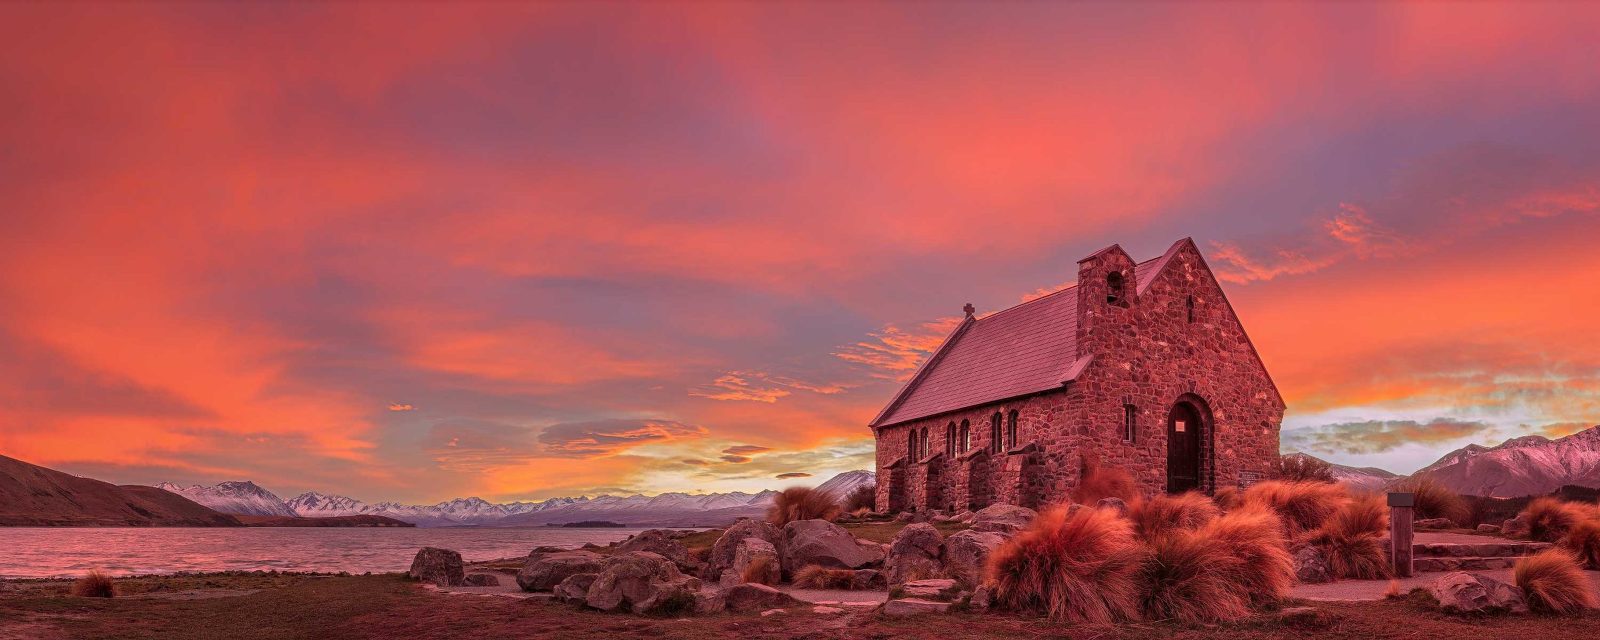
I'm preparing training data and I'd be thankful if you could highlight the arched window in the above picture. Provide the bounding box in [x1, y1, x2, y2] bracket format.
[959, 420, 970, 454]
[908, 428, 917, 461]
[921, 428, 930, 460]
[945, 422, 956, 458]
[1186, 295, 1195, 323]
[990, 412, 1003, 453]
[1106, 271, 1125, 304]
[1006, 410, 1019, 449]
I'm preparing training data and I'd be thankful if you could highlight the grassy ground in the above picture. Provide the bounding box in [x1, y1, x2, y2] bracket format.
[7, 573, 1600, 640]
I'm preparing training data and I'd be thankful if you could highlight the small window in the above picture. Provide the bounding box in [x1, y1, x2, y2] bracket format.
[959, 420, 970, 454]
[1006, 410, 1019, 449]
[1123, 404, 1137, 443]
[908, 429, 917, 460]
[1106, 271, 1125, 304]
[990, 413, 1003, 453]
[922, 428, 931, 459]
[1186, 295, 1195, 323]
[945, 422, 956, 458]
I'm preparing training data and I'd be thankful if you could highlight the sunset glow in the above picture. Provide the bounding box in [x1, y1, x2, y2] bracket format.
[3, 3, 1599, 502]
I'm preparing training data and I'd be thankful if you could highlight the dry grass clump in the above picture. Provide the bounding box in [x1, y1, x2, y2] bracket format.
[1128, 492, 1220, 540]
[1393, 477, 1469, 525]
[1522, 497, 1591, 543]
[1514, 549, 1598, 614]
[1268, 454, 1336, 483]
[1071, 455, 1137, 505]
[1138, 507, 1294, 623]
[842, 485, 876, 514]
[740, 555, 776, 585]
[1561, 518, 1600, 570]
[1307, 494, 1391, 580]
[792, 565, 857, 590]
[71, 570, 116, 598]
[1240, 480, 1348, 538]
[1212, 486, 1242, 511]
[767, 486, 841, 525]
[986, 506, 1144, 623]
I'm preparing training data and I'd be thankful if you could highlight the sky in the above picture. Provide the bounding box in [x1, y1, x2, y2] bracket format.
[2, 3, 1598, 503]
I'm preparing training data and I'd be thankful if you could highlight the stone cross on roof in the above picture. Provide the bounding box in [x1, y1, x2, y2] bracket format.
[963, 303, 975, 318]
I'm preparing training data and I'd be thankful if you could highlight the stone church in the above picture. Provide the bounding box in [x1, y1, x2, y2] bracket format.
[870, 238, 1283, 513]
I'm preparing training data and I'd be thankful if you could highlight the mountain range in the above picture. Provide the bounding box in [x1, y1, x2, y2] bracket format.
[1413, 425, 1600, 498]
[161, 469, 878, 528]
[1284, 453, 1400, 492]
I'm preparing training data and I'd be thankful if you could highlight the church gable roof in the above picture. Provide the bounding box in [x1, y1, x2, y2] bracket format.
[869, 241, 1185, 429]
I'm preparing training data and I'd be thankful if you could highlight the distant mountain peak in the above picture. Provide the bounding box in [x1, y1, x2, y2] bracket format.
[1417, 425, 1600, 498]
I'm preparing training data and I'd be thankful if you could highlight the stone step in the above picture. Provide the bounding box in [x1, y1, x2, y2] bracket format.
[1413, 556, 1519, 573]
[1411, 542, 1552, 558]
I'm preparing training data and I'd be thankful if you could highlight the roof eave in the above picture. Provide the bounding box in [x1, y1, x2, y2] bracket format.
[867, 315, 978, 431]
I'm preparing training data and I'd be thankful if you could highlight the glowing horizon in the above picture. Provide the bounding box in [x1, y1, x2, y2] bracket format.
[2, 3, 1598, 503]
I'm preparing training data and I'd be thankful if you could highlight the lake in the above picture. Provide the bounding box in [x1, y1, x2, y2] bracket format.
[0, 527, 667, 579]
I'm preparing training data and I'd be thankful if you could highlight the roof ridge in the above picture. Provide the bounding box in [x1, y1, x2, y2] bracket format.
[975, 282, 1078, 323]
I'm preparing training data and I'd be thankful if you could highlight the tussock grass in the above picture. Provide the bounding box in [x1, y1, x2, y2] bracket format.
[1071, 455, 1137, 505]
[1269, 454, 1336, 483]
[1212, 486, 1242, 511]
[1240, 480, 1349, 538]
[1392, 477, 1469, 525]
[767, 486, 841, 525]
[740, 555, 776, 585]
[792, 565, 857, 590]
[1308, 493, 1392, 580]
[1128, 492, 1220, 540]
[1137, 506, 1294, 623]
[1522, 497, 1592, 543]
[71, 570, 116, 598]
[1515, 549, 1598, 614]
[842, 485, 877, 514]
[1561, 519, 1600, 570]
[986, 506, 1143, 623]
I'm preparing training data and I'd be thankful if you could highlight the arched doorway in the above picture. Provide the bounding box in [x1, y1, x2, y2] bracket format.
[1166, 401, 1203, 493]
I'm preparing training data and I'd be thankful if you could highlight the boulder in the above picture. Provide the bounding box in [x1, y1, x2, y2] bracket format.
[781, 519, 885, 573]
[900, 578, 960, 601]
[722, 583, 803, 613]
[617, 529, 692, 572]
[553, 573, 597, 604]
[585, 552, 701, 614]
[952, 510, 975, 524]
[703, 518, 784, 581]
[1095, 497, 1128, 516]
[885, 523, 944, 586]
[813, 605, 845, 614]
[1292, 546, 1333, 584]
[942, 530, 1006, 587]
[969, 583, 994, 613]
[517, 550, 605, 592]
[1429, 572, 1528, 614]
[462, 573, 501, 587]
[1502, 515, 1531, 539]
[407, 547, 465, 587]
[1415, 518, 1454, 529]
[1476, 524, 1501, 534]
[850, 569, 888, 590]
[884, 598, 951, 616]
[970, 504, 1037, 534]
[723, 537, 780, 586]
[693, 589, 726, 615]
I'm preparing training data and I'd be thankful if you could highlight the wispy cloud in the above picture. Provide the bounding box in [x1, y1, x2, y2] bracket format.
[1284, 418, 1491, 455]
[833, 318, 960, 379]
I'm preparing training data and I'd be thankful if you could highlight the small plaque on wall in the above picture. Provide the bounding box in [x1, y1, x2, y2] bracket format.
[1237, 470, 1262, 489]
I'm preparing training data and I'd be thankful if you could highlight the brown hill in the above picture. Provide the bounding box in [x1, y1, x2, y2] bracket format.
[0, 454, 241, 527]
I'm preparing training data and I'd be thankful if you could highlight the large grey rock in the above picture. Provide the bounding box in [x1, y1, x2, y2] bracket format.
[553, 573, 597, 604]
[851, 569, 888, 590]
[781, 519, 885, 573]
[617, 529, 692, 571]
[970, 504, 1037, 534]
[517, 550, 605, 592]
[885, 523, 944, 586]
[722, 537, 780, 586]
[969, 583, 994, 613]
[1095, 497, 1128, 516]
[693, 589, 726, 615]
[408, 547, 464, 587]
[462, 573, 500, 587]
[1429, 572, 1528, 614]
[703, 518, 784, 580]
[723, 582, 803, 613]
[1502, 515, 1531, 539]
[1293, 545, 1333, 584]
[943, 529, 1006, 587]
[901, 578, 960, 601]
[884, 598, 951, 616]
[585, 552, 701, 614]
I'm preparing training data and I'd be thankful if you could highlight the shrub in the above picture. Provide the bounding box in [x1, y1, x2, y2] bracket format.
[740, 555, 777, 585]
[1514, 549, 1598, 614]
[1128, 492, 1220, 540]
[1239, 480, 1348, 538]
[1522, 497, 1591, 543]
[1561, 518, 1600, 570]
[1392, 477, 1469, 525]
[1071, 455, 1137, 505]
[792, 565, 857, 590]
[71, 570, 115, 598]
[767, 486, 841, 525]
[1307, 493, 1391, 580]
[1138, 506, 1295, 623]
[1268, 454, 1335, 483]
[1212, 486, 1242, 511]
[842, 485, 877, 514]
[986, 506, 1144, 623]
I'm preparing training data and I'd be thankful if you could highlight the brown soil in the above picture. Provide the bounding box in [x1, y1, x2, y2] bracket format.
[6, 573, 1600, 640]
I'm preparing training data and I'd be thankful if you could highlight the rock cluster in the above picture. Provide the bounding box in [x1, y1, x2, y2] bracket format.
[1429, 571, 1529, 614]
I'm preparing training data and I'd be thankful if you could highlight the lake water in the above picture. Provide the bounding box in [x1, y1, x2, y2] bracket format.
[0, 527, 666, 579]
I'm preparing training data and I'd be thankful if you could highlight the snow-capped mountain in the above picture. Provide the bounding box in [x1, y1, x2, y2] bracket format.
[1415, 426, 1600, 498]
[813, 469, 876, 498]
[155, 481, 297, 517]
[1282, 453, 1399, 492]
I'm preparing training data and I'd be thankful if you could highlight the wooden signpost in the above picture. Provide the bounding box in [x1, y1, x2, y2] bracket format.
[1388, 492, 1415, 578]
